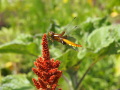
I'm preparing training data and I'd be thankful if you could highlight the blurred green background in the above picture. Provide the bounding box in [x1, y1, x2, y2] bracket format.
[0, 0, 120, 90]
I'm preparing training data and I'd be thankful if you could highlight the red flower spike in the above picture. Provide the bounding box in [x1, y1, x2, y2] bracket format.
[38, 78, 47, 89]
[42, 34, 50, 60]
[32, 34, 62, 90]
[32, 78, 41, 89]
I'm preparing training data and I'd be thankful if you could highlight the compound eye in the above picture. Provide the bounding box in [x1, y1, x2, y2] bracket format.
[48, 31, 54, 36]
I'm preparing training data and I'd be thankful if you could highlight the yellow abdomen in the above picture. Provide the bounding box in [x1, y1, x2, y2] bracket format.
[63, 39, 82, 47]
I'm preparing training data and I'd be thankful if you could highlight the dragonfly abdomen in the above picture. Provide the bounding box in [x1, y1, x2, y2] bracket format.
[63, 39, 82, 47]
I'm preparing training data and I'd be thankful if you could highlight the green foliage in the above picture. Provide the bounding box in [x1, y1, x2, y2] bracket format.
[87, 25, 120, 54]
[80, 17, 110, 33]
[0, 34, 39, 56]
[0, 0, 120, 90]
[57, 49, 78, 70]
[1, 74, 34, 90]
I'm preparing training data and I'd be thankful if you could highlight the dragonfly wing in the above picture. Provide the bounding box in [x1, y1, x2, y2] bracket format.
[63, 39, 82, 47]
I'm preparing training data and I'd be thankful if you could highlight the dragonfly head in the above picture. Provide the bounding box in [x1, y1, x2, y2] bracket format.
[48, 31, 54, 37]
[47, 31, 55, 41]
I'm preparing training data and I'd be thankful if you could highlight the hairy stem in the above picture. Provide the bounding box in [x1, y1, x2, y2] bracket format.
[75, 56, 105, 90]
[62, 74, 74, 90]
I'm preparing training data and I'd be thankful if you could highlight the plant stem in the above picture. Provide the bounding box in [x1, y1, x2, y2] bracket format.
[75, 56, 105, 90]
[62, 74, 74, 90]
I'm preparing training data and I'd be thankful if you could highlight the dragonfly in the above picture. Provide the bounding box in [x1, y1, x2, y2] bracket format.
[48, 31, 82, 47]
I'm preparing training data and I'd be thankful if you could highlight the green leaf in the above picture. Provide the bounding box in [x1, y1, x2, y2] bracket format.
[80, 17, 110, 33]
[87, 25, 120, 54]
[57, 49, 79, 70]
[0, 34, 39, 56]
[115, 55, 120, 77]
[0, 42, 39, 56]
[0, 74, 34, 90]
[13, 34, 34, 44]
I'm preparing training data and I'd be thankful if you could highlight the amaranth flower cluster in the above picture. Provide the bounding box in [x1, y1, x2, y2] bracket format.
[32, 34, 62, 90]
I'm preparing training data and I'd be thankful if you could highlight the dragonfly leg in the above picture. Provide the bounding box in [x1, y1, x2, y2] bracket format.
[50, 38, 54, 42]
[60, 31, 65, 36]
